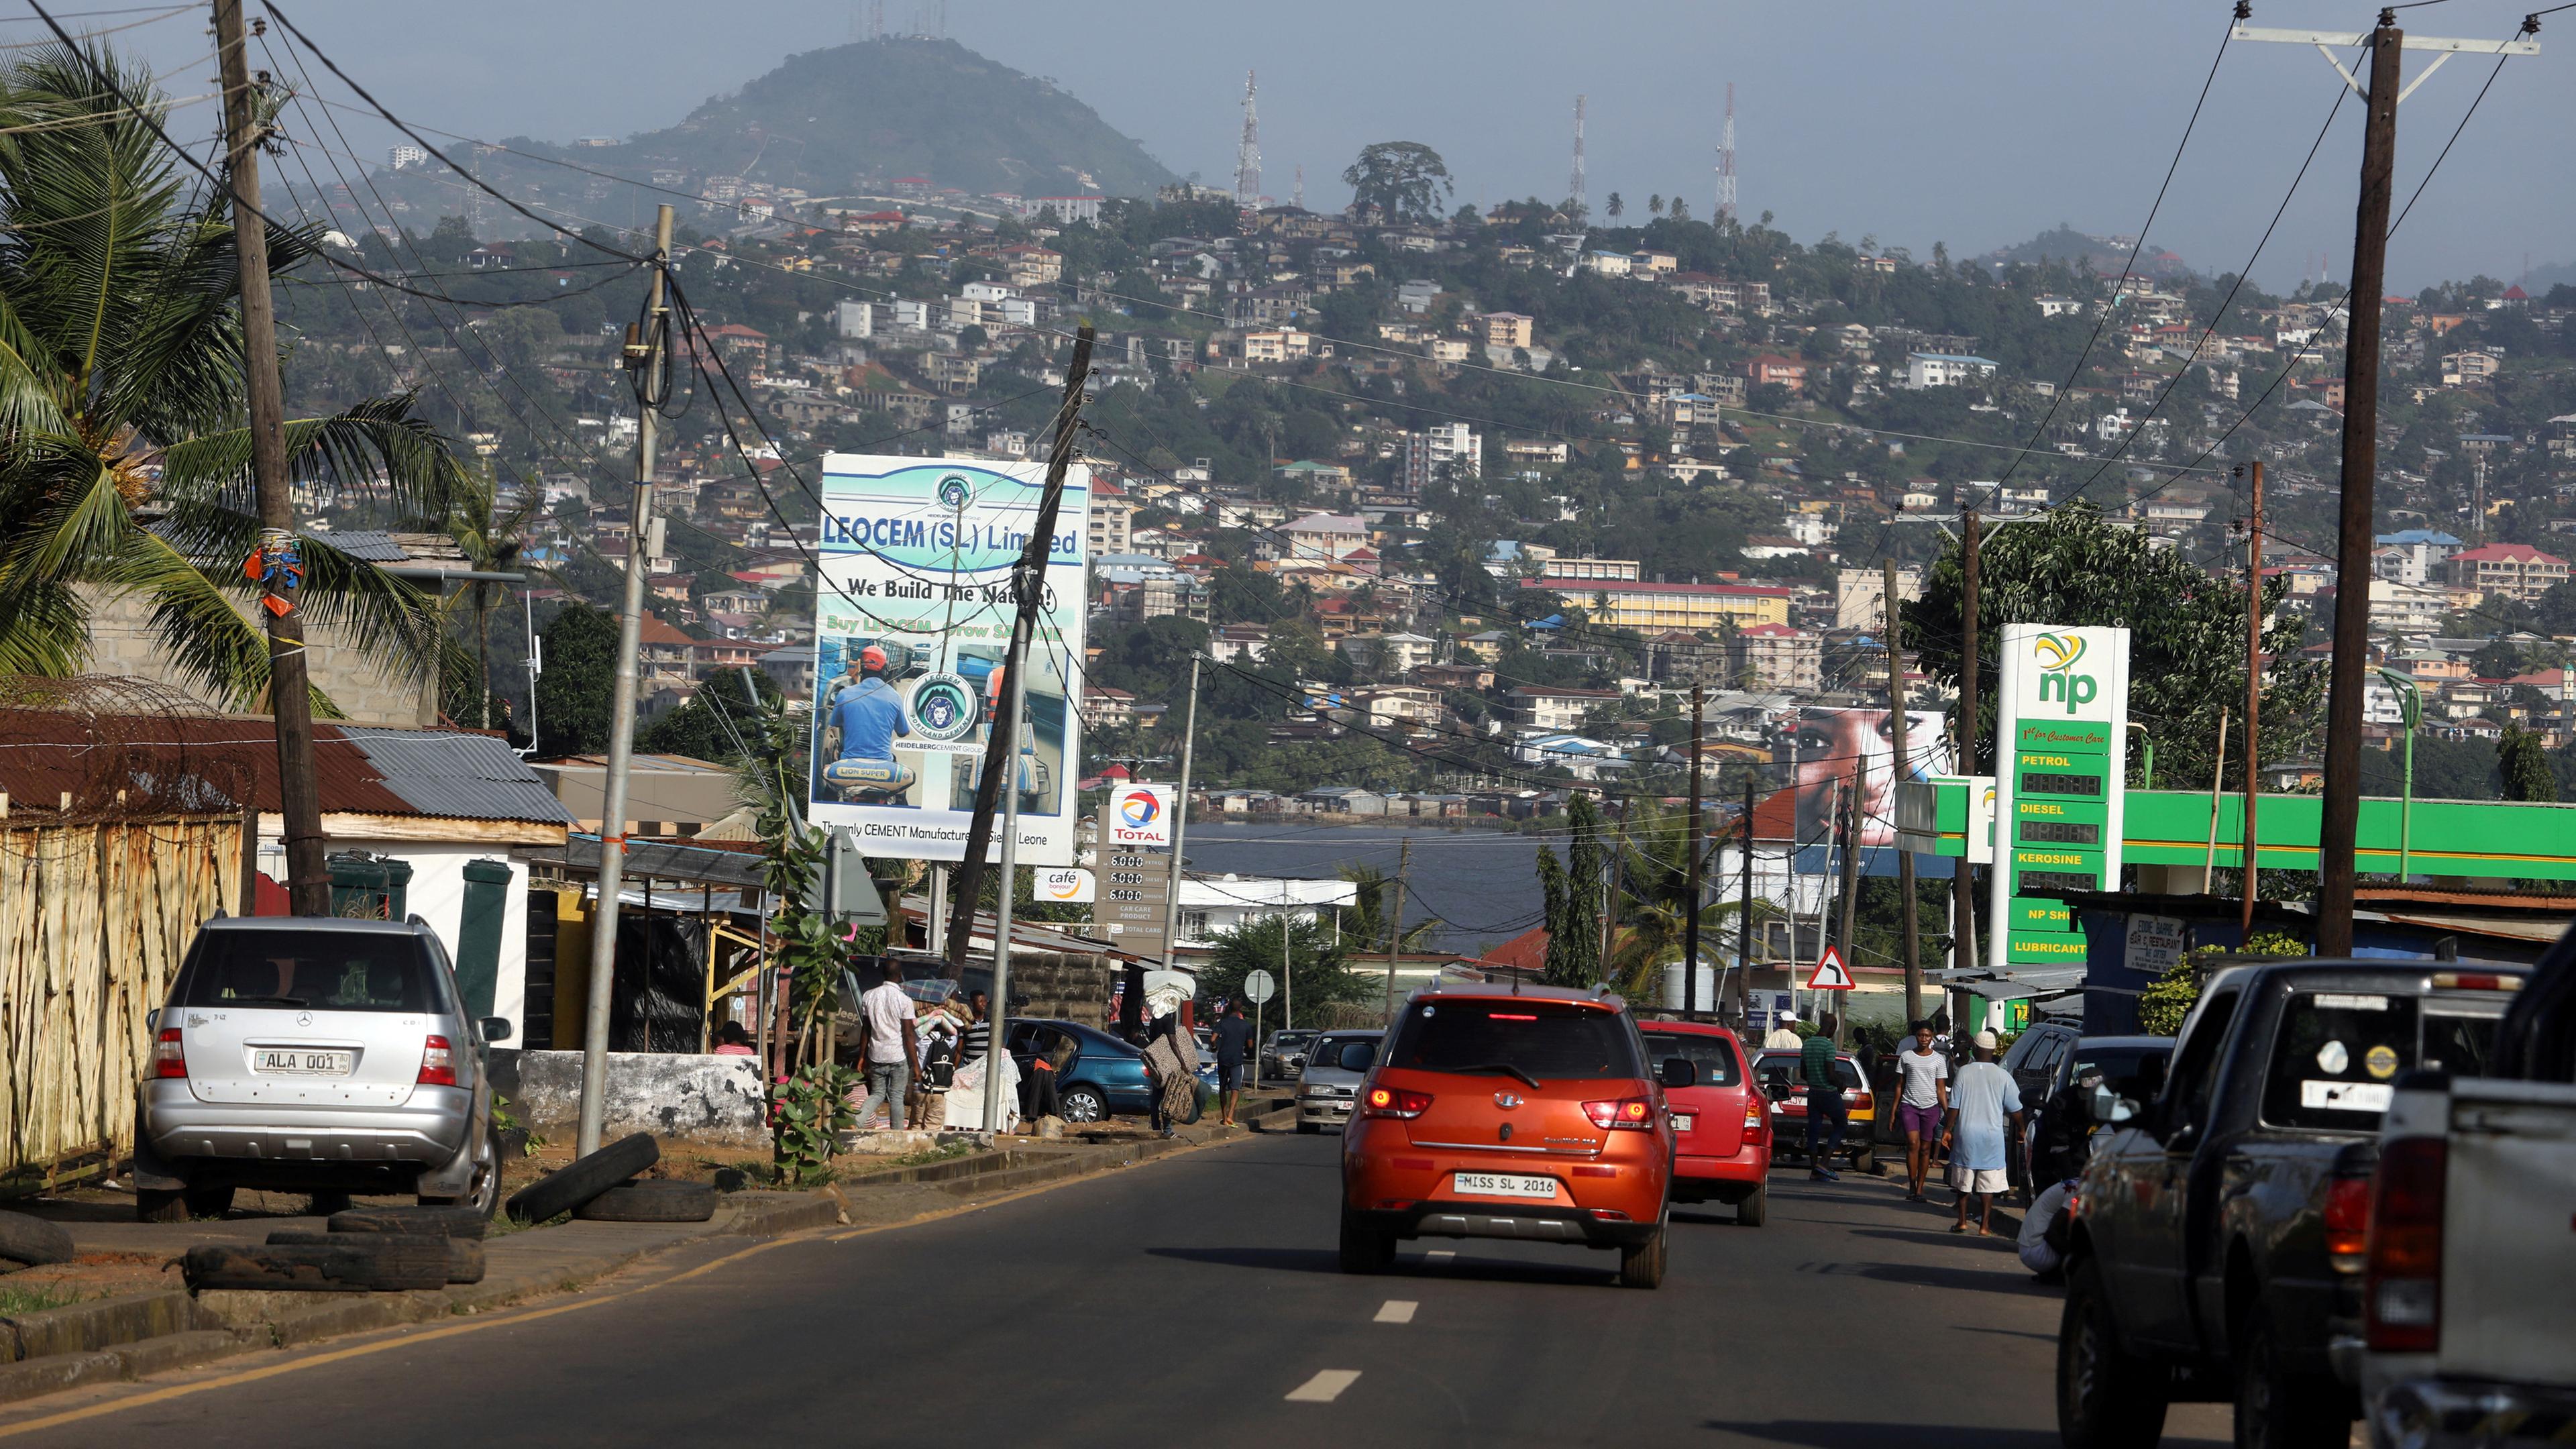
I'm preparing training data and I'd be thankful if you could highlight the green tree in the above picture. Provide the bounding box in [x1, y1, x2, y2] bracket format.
[1541, 795, 1606, 986]
[1605, 192, 1623, 223]
[1193, 915, 1366, 1022]
[639, 666, 778, 761]
[442, 470, 543, 730]
[0, 46, 466, 706]
[1340, 860, 1437, 954]
[2500, 723, 2557, 802]
[536, 604, 618, 755]
[1342, 142, 1454, 223]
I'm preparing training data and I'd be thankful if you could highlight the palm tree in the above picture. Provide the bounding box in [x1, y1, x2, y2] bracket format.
[442, 468, 545, 729]
[0, 45, 464, 710]
[1340, 860, 1438, 954]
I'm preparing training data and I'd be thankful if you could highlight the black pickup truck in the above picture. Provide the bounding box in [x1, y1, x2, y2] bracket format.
[2054, 959, 2524, 1449]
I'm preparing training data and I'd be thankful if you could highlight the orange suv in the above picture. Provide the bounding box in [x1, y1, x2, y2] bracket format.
[1338, 985, 1694, 1289]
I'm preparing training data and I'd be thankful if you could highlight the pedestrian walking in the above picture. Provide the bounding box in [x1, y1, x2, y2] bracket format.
[1764, 1010, 1803, 1051]
[854, 965, 919, 1131]
[1140, 1011, 1199, 1138]
[1894, 1018, 1950, 1202]
[1946, 1029, 2025, 1236]
[1210, 999, 1254, 1126]
[1801, 1012, 1847, 1181]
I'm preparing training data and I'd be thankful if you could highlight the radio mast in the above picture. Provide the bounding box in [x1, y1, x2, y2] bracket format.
[1715, 82, 1737, 225]
[1568, 94, 1587, 217]
[1234, 70, 1262, 210]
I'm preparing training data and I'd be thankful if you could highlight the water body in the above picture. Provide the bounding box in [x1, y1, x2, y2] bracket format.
[1179, 820, 1549, 957]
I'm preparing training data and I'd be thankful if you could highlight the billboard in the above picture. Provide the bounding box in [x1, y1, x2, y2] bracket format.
[1787, 706, 1954, 849]
[808, 453, 1089, 865]
[1104, 784, 1175, 849]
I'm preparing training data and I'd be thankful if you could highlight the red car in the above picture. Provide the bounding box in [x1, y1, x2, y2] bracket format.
[1640, 1020, 1772, 1226]
[1338, 985, 1692, 1289]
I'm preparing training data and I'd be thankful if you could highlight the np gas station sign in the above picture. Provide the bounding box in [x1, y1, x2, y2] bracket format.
[1986, 625, 2131, 973]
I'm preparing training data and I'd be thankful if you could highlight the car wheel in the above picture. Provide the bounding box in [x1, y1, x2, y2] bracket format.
[2058, 1257, 2170, 1449]
[136, 1189, 191, 1224]
[1336, 1207, 1395, 1275]
[1735, 1184, 1768, 1228]
[1617, 1220, 1668, 1289]
[1058, 1086, 1108, 1124]
[420, 1118, 502, 1218]
[2233, 1305, 2351, 1449]
[1851, 1142, 1878, 1175]
[184, 1186, 236, 1220]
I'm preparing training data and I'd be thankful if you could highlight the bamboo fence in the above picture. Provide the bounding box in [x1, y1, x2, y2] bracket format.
[0, 818, 241, 1188]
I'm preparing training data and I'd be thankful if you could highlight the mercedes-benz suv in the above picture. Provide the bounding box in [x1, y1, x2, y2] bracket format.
[133, 916, 510, 1221]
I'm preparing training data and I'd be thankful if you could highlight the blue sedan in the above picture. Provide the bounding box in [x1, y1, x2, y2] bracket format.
[1003, 1019, 1209, 1125]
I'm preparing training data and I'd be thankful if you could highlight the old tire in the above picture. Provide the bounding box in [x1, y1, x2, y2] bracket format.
[0, 1210, 75, 1268]
[1617, 1222, 1668, 1289]
[2234, 1305, 2352, 1449]
[1735, 1184, 1769, 1228]
[1336, 1208, 1394, 1275]
[183, 1240, 447, 1293]
[1057, 1086, 1108, 1124]
[2059, 1257, 2170, 1449]
[329, 1204, 489, 1240]
[573, 1179, 717, 1224]
[503, 1132, 659, 1224]
[268, 1232, 486, 1285]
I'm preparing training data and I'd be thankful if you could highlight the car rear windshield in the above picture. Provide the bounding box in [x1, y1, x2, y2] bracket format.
[2069, 1046, 2169, 1099]
[2258, 990, 2500, 1131]
[179, 931, 443, 1014]
[1311, 1036, 1379, 1073]
[1642, 1030, 1742, 1086]
[1386, 1000, 1643, 1083]
[1754, 1053, 1862, 1090]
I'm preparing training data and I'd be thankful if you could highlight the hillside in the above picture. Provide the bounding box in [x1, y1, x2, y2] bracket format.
[1977, 223, 2193, 280]
[358, 38, 1176, 237]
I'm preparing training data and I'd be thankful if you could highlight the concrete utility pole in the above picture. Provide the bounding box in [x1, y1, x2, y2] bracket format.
[1836, 757, 1862, 967]
[1737, 775, 1754, 1024]
[1382, 837, 1410, 1022]
[2226, 13, 2542, 955]
[577, 203, 674, 1158]
[1883, 557, 1922, 1024]
[947, 324, 1095, 969]
[2244, 461, 2265, 931]
[1159, 653, 1201, 974]
[1682, 686, 1705, 1021]
[1955, 508, 1982, 975]
[215, 0, 326, 915]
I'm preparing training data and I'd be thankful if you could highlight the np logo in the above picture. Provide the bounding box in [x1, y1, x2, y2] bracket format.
[1116, 791, 1161, 829]
[936, 474, 973, 510]
[2033, 632, 2099, 714]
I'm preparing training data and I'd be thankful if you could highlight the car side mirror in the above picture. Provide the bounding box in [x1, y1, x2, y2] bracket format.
[481, 1017, 513, 1043]
[1659, 1057, 1697, 1090]
[1763, 1079, 1792, 1103]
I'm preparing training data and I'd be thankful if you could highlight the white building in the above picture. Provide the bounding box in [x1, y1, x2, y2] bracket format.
[1403, 423, 1483, 489]
[1171, 874, 1360, 949]
[1904, 352, 2000, 390]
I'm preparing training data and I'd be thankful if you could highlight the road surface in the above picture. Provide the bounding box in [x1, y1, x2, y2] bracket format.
[0, 1130, 2237, 1446]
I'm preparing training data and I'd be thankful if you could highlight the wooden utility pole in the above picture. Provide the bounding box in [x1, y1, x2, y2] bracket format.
[1834, 769, 1860, 1049]
[2243, 461, 2265, 932]
[1737, 775, 1754, 1025]
[1382, 837, 1411, 1022]
[947, 325, 1095, 970]
[1883, 557, 1922, 1024]
[216, 1, 326, 914]
[1681, 685, 1705, 1021]
[2315, 21, 2403, 957]
[1955, 508, 1982, 975]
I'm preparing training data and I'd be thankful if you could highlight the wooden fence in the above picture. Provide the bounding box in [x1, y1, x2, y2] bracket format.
[0, 818, 241, 1188]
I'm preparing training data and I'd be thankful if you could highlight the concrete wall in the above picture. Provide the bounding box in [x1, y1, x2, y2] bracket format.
[80, 585, 437, 726]
[508, 1049, 769, 1149]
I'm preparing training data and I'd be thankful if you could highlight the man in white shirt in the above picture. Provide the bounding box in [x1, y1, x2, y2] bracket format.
[1763, 1010, 1803, 1051]
[855, 965, 919, 1130]
[1946, 1030, 2025, 1235]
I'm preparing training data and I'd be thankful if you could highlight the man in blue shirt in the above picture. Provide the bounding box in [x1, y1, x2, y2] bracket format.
[820, 645, 916, 804]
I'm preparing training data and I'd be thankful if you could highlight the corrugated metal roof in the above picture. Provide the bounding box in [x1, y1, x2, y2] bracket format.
[321, 529, 411, 562]
[339, 728, 572, 824]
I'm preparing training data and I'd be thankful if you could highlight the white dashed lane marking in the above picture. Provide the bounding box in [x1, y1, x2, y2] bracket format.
[1285, 1371, 1362, 1403]
[1426, 1249, 1455, 1259]
[1374, 1300, 1417, 1324]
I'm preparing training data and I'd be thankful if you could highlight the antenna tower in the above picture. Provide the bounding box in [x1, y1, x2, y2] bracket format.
[1293, 163, 1304, 210]
[1715, 81, 1737, 225]
[1568, 94, 1587, 217]
[1234, 70, 1263, 210]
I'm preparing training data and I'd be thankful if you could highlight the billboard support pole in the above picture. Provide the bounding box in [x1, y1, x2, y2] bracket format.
[1956, 509, 1982, 975]
[982, 635, 1031, 1133]
[1159, 655, 1201, 973]
[947, 325, 1095, 974]
[1884, 558, 1923, 1025]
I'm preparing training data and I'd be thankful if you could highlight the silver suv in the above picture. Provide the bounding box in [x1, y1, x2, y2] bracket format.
[133, 917, 510, 1220]
[1295, 1028, 1383, 1133]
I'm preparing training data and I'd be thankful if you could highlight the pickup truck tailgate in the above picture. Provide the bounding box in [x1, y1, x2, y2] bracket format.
[2439, 1076, 2576, 1387]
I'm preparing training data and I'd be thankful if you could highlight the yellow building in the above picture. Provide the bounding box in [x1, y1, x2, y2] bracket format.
[1521, 578, 1790, 631]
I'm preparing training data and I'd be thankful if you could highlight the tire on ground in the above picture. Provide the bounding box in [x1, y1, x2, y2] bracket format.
[1736, 1184, 1768, 1228]
[572, 1179, 718, 1224]
[268, 1231, 485, 1284]
[329, 1204, 490, 1240]
[1617, 1224, 1667, 1289]
[183, 1240, 448, 1293]
[2234, 1304, 2352, 1449]
[502, 1132, 659, 1224]
[2057, 1256, 2170, 1449]
[1336, 1208, 1393, 1274]
[0, 1210, 76, 1268]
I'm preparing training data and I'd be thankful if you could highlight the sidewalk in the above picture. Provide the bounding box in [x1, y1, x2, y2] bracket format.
[0, 1093, 1297, 1408]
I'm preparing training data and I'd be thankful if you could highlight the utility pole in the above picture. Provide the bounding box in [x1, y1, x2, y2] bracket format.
[215, 1, 325, 916]
[1737, 775, 1754, 1025]
[1158, 654, 1202, 974]
[576, 203, 674, 1157]
[1883, 557, 1922, 1024]
[946, 325, 1095, 969]
[982, 659, 1031, 1132]
[1382, 837, 1410, 1022]
[2243, 461, 2265, 932]
[1682, 686, 1705, 1021]
[1836, 757, 1863, 994]
[1956, 508, 1982, 975]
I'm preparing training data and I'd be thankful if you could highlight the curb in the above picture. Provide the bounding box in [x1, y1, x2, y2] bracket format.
[0, 1115, 1279, 1409]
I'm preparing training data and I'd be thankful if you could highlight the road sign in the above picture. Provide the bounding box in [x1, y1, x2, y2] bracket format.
[1095, 848, 1169, 960]
[1242, 969, 1277, 1004]
[1806, 947, 1856, 991]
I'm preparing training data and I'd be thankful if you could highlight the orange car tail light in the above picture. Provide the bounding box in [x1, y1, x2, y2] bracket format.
[1362, 1086, 1433, 1119]
[1583, 1096, 1656, 1130]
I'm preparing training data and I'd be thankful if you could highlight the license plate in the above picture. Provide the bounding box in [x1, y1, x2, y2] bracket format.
[254, 1049, 354, 1077]
[1452, 1171, 1556, 1199]
[1670, 1114, 1696, 1134]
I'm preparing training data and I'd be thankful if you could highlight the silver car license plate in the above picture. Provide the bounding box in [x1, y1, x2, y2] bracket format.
[254, 1048, 354, 1077]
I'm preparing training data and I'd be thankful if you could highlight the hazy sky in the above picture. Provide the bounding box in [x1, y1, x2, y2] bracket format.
[72, 0, 2576, 292]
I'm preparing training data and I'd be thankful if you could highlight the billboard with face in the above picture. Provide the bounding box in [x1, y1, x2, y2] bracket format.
[808, 453, 1087, 865]
[1789, 706, 1954, 849]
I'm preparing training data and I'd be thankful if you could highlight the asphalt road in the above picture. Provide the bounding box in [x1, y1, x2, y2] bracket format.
[0, 1132, 2238, 1446]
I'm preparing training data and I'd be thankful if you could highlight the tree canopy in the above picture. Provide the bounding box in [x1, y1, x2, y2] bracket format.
[1342, 142, 1453, 224]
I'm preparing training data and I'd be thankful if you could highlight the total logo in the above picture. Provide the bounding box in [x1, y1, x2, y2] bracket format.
[2033, 632, 2100, 714]
[1109, 786, 1172, 845]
